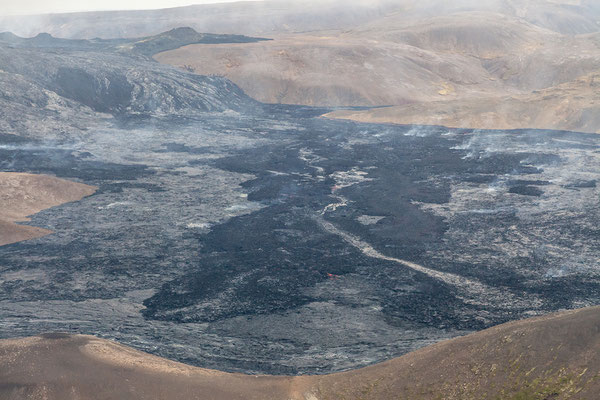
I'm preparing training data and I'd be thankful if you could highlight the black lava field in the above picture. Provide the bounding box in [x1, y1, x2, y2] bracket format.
[1, 32, 599, 375]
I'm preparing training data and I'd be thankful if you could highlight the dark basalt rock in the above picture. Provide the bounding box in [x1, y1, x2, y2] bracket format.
[54, 67, 134, 113]
[508, 185, 544, 196]
[0, 34, 261, 138]
[129, 27, 269, 57]
[565, 180, 597, 189]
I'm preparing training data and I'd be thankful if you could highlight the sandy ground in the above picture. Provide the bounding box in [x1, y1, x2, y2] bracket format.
[2, 306, 600, 399]
[0, 173, 96, 246]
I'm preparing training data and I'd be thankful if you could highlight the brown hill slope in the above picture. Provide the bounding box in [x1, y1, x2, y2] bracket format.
[321, 11, 600, 132]
[156, 8, 600, 132]
[156, 11, 600, 97]
[354, 12, 600, 92]
[326, 72, 600, 134]
[0, 173, 96, 246]
[2, 306, 600, 399]
[155, 33, 503, 107]
[154, 11, 550, 106]
[344, 11, 550, 58]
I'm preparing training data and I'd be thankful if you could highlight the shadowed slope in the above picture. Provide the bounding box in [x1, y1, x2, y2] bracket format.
[2, 307, 600, 399]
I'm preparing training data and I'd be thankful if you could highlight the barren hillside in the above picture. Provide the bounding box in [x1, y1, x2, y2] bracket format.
[155, 5, 600, 132]
[155, 33, 505, 107]
[326, 72, 600, 134]
[2, 307, 600, 399]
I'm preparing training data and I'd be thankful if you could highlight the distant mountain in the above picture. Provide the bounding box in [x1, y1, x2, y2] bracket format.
[0, 0, 598, 40]
[153, 5, 600, 133]
[2, 306, 600, 399]
[0, 27, 267, 56]
[0, 0, 406, 39]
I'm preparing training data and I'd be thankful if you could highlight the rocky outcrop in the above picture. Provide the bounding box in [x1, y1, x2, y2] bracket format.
[0, 30, 261, 138]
